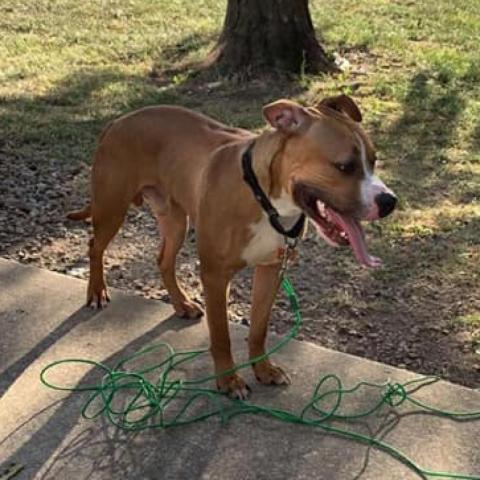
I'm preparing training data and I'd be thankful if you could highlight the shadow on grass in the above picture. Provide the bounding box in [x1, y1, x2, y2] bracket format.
[150, 31, 218, 82]
[469, 119, 480, 171]
[374, 69, 480, 207]
[1, 30, 307, 160]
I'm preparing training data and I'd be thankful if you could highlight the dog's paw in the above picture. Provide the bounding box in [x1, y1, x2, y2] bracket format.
[253, 361, 291, 386]
[173, 299, 204, 319]
[87, 284, 110, 309]
[216, 374, 251, 400]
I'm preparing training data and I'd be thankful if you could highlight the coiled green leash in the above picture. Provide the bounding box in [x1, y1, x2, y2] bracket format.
[41, 276, 480, 479]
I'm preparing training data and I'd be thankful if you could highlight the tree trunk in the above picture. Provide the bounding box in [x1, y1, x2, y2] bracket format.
[208, 0, 335, 77]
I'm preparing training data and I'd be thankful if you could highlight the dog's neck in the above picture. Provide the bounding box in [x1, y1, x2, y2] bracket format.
[249, 130, 301, 218]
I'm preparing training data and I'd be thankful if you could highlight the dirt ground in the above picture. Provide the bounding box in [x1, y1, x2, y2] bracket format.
[1, 157, 478, 388]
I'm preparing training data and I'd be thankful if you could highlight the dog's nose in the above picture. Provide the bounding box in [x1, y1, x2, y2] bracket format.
[375, 192, 397, 218]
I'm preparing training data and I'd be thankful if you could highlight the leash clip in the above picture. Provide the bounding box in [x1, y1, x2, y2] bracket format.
[280, 236, 298, 278]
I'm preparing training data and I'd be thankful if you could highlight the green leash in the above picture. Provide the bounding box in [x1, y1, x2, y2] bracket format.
[41, 276, 480, 479]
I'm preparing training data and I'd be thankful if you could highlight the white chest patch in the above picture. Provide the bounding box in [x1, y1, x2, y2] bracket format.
[241, 215, 284, 266]
[241, 190, 302, 266]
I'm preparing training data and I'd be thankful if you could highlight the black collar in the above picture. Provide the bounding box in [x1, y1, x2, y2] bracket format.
[241, 141, 306, 239]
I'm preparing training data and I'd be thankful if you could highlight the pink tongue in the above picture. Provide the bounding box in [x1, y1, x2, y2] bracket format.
[319, 202, 381, 268]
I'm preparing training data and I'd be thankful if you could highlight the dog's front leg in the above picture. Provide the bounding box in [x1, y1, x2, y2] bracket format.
[201, 267, 250, 399]
[249, 263, 291, 385]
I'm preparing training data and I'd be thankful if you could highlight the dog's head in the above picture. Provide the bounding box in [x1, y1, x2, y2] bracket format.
[263, 95, 397, 268]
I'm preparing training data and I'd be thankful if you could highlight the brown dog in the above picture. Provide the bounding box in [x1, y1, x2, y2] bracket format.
[68, 95, 396, 398]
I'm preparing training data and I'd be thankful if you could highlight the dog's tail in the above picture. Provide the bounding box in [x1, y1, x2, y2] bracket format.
[67, 204, 91, 221]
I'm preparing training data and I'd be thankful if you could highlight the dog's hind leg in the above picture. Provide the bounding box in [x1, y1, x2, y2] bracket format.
[87, 174, 131, 308]
[149, 193, 203, 319]
[88, 205, 128, 308]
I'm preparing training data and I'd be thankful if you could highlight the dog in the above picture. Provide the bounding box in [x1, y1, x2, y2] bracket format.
[68, 95, 397, 398]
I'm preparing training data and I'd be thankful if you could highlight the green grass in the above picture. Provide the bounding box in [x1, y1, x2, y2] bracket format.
[1, 0, 479, 342]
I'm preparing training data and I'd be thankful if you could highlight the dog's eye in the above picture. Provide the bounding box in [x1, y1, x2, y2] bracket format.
[335, 160, 356, 175]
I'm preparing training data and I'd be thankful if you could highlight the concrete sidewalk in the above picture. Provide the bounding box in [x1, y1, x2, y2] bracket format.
[0, 258, 479, 480]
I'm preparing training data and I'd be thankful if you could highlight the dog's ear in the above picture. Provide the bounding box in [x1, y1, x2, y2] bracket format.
[318, 94, 362, 122]
[263, 100, 310, 133]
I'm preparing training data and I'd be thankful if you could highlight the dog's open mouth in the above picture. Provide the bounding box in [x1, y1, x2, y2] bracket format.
[293, 184, 381, 268]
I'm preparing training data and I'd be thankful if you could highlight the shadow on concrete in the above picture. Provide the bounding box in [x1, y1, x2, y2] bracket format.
[0, 309, 202, 479]
[23, 390, 479, 480]
[1, 285, 478, 479]
[0, 307, 96, 397]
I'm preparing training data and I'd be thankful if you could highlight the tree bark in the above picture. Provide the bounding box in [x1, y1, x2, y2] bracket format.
[208, 0, 335, 76]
